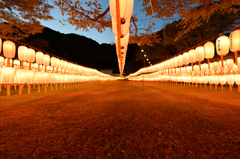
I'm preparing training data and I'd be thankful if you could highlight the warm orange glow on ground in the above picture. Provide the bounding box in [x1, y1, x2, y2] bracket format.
[0, 81, 239, 158]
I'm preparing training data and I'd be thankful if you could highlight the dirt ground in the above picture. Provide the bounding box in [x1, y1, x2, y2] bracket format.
[0, 81, 239, 158]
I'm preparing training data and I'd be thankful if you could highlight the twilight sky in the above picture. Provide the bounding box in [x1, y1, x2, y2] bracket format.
[40, 0, 176, 44]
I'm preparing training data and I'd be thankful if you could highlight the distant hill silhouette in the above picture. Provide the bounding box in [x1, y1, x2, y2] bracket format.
[20, 27, 142, 75]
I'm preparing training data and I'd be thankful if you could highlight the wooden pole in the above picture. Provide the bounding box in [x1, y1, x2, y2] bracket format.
[215, 84, 217, 90]
[38, 84, 40, 92]
[221, 84, 223, 91]
[229, 85, 232, 92]
[28, 85, 31, 94]
[235, 51, 238, 65]
[7, 85, 10, 96]
[19, 84, 22, 94]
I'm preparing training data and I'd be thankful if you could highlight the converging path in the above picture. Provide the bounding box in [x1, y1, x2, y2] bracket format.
[0, 81, 240, 158]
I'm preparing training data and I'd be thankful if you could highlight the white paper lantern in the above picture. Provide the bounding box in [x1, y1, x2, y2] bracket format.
[2, 67, 15, 84]
[220, 76, 227, 85]
[3, 40, 16, 59]
[25, 70, 34, 84]
[27, 48, 36, 63]
[109, 0, 134, 20]
[18, 46, 28, 61]
[195, 46, 204, 62]
[216, 35, 230, 56]
[188, 49, 196, 63]
[36, 52, 44, 64]
[229, 29, 240, 52]
[182, 52, 189, 65]
[16, 69, 26, 84]
[204, 41, 215, 59]
[43, 54, 50, 66]
[226, 75, 234, 85]
[226, 59, 234, 70]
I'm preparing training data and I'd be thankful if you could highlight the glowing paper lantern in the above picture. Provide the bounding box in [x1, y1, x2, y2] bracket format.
[227, 75, 235, 91]
[220, 76, 226, 91]
[18, 46, 28, 62]
[36, 52, 43, 64]
[27, 48, 35, 69]
[226, 59, 234, 72]
[16, 69, 26, 94]
[201, 64, 208, 75]
[235, 74, 240, 92]
[25, 70, 34, 93]
[3, 40, 16, 67]
[112, 18, 130, 36]
[229, 29, 240, 65]
[213, 76, 220, 90]
[212, 62, 219, 73]
[2, 67, 15, 95]
[43, 54, 50, 72]
[34, 71, 43, 92]
[177, 55, 183, 67]
[203, 76, 209, 89]
[109, 0, 134, 20]
[182, 52, 189, 66]
[216, 35, 230, 69]
[204, 41, 215, 59]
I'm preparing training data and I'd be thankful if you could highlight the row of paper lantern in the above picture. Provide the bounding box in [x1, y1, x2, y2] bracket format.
[0, 39, 116, 95]
[109, 0, 134, 74]
[129, 58, 240, 77]
[0, 39, 115, 77]
[0, 68, 113, 85]
[128, 73, 240, 86]
[128, 72, 240, 92]
[127, 29, 240, 78]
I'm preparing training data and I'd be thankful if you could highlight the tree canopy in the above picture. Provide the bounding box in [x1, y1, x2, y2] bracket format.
[0, 0, 54, 40]
[54, 0, 240, 45]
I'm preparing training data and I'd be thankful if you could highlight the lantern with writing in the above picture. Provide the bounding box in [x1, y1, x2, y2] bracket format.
[229, 30, 240, 65]
[216, 35, 230, 71]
